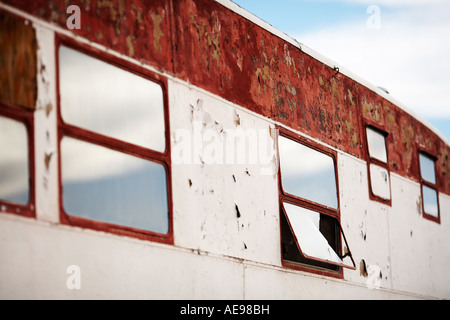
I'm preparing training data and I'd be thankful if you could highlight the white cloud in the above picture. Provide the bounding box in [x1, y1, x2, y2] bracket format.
[294, 3, 450, 119]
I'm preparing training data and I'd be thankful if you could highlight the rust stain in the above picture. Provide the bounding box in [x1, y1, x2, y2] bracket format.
[118, 0, 125, 17]
[343, 111, 358, 149]
[233, 110, 240, 126]
[362, 98, 382, 123]
[151, 12, 164, 53]
[389, 160, 399, 171]
[331, 78, 341, 100]
[0, 12, 37, 110]
[96, 0, 119, 35]
[190, 10, 222, 68]
[95, 29, 103, 40]
[44, 152, 53, 170]
[347, 89, 355, 106]
[7, 0, 449, 194]
[49, 2, 63, 23]
[45, 103, 53, 117]
[318, 75, 325, 88]
[208, 11, 222, 67]
[385, 105, 396, 129]
[132, 4, 143, 25]
[439, 149, 449, 191]
[401, 119, 414, 158]
[255, 66, 270, 95]
[126, 35, 135, 57]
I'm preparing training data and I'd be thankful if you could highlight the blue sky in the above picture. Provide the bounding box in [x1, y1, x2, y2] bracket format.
[232, 0, 450, 143]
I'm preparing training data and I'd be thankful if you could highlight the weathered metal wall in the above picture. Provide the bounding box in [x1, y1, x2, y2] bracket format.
[3, 0, 448, 193]
[0, 11, 37, 110]
[1, 1, 450, 299]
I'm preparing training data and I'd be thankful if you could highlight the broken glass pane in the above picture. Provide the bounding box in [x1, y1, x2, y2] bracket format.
[419, 152, 436, 184]
[61, 137, 169, 234]
[0, 116, 29, 204]
[422, 185, 439, 217]
[279, 136, 338, 208]
[366, 127, 387, 163]
[59, 45, 166, 152]
[283, 202, 343, 265]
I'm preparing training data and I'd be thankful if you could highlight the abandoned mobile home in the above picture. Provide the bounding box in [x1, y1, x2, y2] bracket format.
[0, 0, 449, 299]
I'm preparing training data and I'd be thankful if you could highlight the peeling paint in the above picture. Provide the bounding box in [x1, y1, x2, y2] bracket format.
[416, 196, 422, 215]
[44, 152, 54, 171]
[235, 204, 241, 218]
[362, 98, 382, 123]
[151, 12, 164, 53]
[347, 89, 355, 106]
[360, 259, 368, 277]
[331, 79, 341, 100]
[233, 110, 240, 126]
[401, 119, 414, 159]
[45, 102, 52, 117]
[126, 35, 134, 57]
[3, 0, 449, 195]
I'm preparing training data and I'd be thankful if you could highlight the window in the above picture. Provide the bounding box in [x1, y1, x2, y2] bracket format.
[365, 126, 391, 204]
[0, 11, 36, 218]
[0, 104, 34, 217]
[278, 132, 355, 276]
[57, 42, 171, 242]
[419, 151, 440, 223]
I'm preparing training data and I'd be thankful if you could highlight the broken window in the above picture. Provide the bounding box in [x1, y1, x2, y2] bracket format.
[58, 43, 171, 240]
[278, 132, 355, 275]
[419, 152, 440, 222]
[365, 126, 391, 203]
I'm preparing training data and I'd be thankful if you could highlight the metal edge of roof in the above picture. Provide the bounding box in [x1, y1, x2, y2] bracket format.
[216, 0, 450, 146]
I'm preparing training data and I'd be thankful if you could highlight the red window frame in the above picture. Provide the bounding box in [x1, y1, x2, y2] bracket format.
[0, 101, 35, 218]
[277, 127, 355, 279]
[363, 124, 392, 206]
[418, 149, 440, 224]
[55, 36, 173, 244]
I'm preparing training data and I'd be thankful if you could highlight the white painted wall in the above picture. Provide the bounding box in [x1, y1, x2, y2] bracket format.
[339, 152, 450, 297]
[170, 80, 281, 266]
